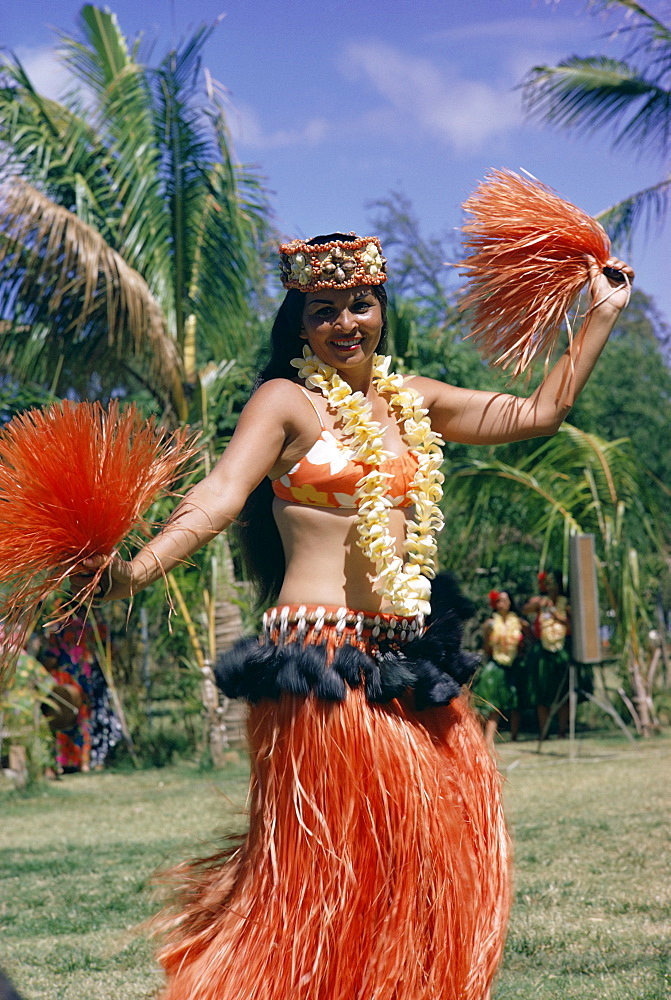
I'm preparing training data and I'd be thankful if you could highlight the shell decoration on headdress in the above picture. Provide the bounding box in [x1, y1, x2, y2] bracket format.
[279, 234, 387, 292]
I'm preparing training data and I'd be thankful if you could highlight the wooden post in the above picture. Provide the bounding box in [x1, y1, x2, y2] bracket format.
[8, 744, 28, 789]
[202, 659, 227, 767]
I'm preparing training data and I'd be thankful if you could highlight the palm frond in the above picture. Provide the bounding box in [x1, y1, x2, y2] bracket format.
[192, 153, 268, 363]
[65, 5, 134, 90]
[152, 36, 268, 362]
[520, 425, 639, 503]
[0, 56, 122, 236]
[596, 175, 671, 249]
[450, 461, 583, 532]
[597, 1, 671, 58]
[151, 23, 221, 351]
[617, 88, 671, 155]
[58, 7, 174, 296]
[523, 56, 671, 158]
[448, 424, 661, 556]
[1, 7, 269, 417]
[0, 180, 183, 400]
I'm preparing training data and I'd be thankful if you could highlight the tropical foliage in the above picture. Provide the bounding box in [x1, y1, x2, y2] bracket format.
[570, 289, 671, 519]
[444, 422, 666, 729]
[522, 0, 671, 248]
[0, 5, 268, 421]
[0, 6, 272, 759]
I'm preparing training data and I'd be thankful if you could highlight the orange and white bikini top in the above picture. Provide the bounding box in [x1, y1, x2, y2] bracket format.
[271, 386, 419, 509]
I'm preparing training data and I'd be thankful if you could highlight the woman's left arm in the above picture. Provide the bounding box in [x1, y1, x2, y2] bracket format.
[413, 257, 633, 445]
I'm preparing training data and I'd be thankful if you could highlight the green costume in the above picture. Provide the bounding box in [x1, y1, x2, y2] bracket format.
[528, 597, 570, 705]
[473, 611, 524, 716]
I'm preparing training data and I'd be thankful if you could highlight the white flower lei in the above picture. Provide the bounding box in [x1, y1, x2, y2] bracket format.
[489, 612, 523, 666]
[290, 346, 445, 616]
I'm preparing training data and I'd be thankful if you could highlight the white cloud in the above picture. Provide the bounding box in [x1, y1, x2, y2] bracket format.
[230, 100, 329, 150]
[423, 13, 631, 95]
[343, 42, 523, 154]
[426, 15, 591, 47]
[12, 45, 73, 101]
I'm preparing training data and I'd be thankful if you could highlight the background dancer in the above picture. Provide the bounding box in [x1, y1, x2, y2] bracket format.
[73, 232, 632, 1000]
[38, 610, 121, 774]
[474, 590, 528, 749]
[524, 570, 572, 739]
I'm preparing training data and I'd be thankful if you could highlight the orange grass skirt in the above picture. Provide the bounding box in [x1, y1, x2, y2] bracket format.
[157, 626, 511, 1000]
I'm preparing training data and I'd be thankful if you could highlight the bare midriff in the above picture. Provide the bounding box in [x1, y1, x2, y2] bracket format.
[273, 496, 412, 613]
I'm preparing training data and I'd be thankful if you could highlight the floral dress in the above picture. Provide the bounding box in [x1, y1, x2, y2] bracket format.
[43, 617, 121, 771]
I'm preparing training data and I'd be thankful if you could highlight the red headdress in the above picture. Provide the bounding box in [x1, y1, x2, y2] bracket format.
[537, 571, 548, 593]
[488, 590, 500, 609]
[278, 234, 387, 292]
[0, 400, 200, 685]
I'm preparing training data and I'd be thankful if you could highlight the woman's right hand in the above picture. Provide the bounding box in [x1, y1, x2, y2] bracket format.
[69, 553, 134, 605]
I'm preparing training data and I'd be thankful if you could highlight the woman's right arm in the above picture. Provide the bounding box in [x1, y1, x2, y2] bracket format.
[522, 595, 544, 617]
[75, 380, 301, 601]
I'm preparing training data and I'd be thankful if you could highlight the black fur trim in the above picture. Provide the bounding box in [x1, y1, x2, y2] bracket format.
[214, 572, 479, 709]
[330, 644, 365, 688]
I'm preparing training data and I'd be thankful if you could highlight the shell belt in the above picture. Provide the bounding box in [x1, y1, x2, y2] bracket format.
[261, 605, 425, 650]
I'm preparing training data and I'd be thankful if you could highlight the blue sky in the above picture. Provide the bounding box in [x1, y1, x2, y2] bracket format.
[3, 0, 669, 321]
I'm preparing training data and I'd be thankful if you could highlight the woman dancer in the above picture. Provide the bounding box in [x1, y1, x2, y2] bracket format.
[474, 590, 527, 749]
[524, 570, 572, 739]
[38, 611, 121, 773]
[77, 233, 632, 1000]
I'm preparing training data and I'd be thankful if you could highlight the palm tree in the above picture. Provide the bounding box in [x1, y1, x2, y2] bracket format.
[446, 423, 667, 733]
[522, 0, 670, 248]
[0, 4, 268, 422]
[0, 6, 270, 754]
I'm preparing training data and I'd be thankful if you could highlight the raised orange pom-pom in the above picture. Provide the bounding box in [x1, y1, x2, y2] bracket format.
[458, 169, 610, 375]
[0, 400, 200, 684]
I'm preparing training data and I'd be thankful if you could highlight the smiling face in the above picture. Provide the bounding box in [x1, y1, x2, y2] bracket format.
[300, 285, 383, 373]
[495, 592, 511, 615]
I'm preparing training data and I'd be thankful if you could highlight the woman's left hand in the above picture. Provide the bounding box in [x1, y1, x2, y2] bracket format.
[587, 256, 635, 314]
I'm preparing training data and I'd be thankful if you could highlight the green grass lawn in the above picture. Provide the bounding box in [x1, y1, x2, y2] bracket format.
[1, 732, 670, 999]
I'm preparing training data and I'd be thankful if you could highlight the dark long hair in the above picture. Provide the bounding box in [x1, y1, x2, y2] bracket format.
[235, 234, 388, 607]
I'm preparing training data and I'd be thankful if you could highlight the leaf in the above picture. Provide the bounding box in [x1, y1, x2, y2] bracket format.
[0, 6, 269, 418]
[596, 176, 671, 250]
[520, 1, 671, 245]
[0, 179, 183, 401]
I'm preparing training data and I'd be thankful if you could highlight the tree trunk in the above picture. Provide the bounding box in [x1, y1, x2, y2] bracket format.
[630, 656, 654, 737]
[8, 744, 28, 789]
[201, 660, 228, 767]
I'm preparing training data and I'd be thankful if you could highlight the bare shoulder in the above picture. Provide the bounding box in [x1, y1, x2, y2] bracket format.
[246, 377, 304, 407]
[240, 378, 311, 425]
[211, 379, 313, 484]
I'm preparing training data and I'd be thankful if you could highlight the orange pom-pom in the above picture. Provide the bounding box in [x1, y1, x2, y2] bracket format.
[458, 169, 610, 375]
[0, 400, 200, 684]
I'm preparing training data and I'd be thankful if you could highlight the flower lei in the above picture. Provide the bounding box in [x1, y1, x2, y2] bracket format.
[538, 597, 569, 653]
[489, 612, 523, 666]
[290, 346, 445, 617]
